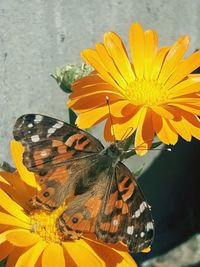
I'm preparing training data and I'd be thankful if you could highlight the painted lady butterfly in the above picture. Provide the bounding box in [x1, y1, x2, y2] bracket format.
[13, 114, 154, 253]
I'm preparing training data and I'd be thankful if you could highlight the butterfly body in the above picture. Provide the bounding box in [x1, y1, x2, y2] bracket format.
[13, 114, 154, 253]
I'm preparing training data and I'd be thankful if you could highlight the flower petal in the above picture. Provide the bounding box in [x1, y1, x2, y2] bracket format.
[10, 140, 38, 189]
[42, 243, 65, 267]
[76, 100, 131, 129]
[6, 247, 26, 267]
[181, 113, 200, 140]
[129, 23, 145, 79]
[164, 49, 200, 89]
[96, 42, 127, 89]
[81, 49, 123, 91]
[170, 117, 191, 141]
[158, 36, 190, 83]
[135, 108, 154, 155]
[151, 46, 170, 80]
[0, 188, 29, 222]
[6, 229, 41, 247]
[151, 105, 174, 120]
[152, 112, 178, 145]
[15, 240, 46, 267]
[63, 240, 104, 267]
[168, 103, 200, 115]
[0, 240, 14, 261]
[0, 212, 30, 229]
[167, 76, 200, 95]
[104, 32, 135, 83]
[144, 29, 158, 79]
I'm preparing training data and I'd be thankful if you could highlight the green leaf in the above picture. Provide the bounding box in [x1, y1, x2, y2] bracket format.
[69, 109, 77, 126]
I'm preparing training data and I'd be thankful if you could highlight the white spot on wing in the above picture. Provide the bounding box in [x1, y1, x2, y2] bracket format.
[28, 123, 33, 128]
[140, 202, 147, 213]
[31, 135, 40, 142]
[53, 121, 64, 129]
[41, 150, 47, 157]
[135, 209, 140, 218]
[140, 231, 145, 237]
[34, 115, 43, 123]
[146, 222, 154, 231]
[127, 226, 134, 235]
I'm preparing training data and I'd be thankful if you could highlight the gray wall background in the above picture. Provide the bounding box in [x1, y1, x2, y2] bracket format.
[0, 0, 200, 166]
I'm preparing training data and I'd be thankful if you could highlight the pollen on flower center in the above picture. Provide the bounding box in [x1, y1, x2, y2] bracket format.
[30, 205, 65, 244]
[125, 80, 169, 106]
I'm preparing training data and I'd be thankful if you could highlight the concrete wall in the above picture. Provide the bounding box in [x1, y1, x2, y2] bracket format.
[1, 0, 200, 164]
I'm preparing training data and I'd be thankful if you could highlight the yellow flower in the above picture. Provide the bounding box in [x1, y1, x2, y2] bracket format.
[68, 23, 200, 155]
[0, 140, 137, 266]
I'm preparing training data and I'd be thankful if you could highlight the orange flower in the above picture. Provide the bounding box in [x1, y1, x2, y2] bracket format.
[68, 23, 200, 155]
[0, 140, 137, 266]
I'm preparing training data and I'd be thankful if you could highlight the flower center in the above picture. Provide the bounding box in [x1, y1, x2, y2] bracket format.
[125, 80, 169, 106]
[30, 205, 65, 244]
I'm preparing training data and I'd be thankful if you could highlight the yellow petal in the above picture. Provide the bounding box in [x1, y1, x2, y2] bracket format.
[182, 113, 200, 140]
[76, 100, 131, 129]
[167, 76, 200, 94]
[0, 212, 30, 229]
[151, 105, 174, 120]
[104, 32, 135, 83]
[0, 188, 29, 222]
[158, 35, 190, 83]
[81, 49, 122, 91]
[15, 240, 46, 267]
[164, 49, 200, 89]
[10, 140, 37, 188]
[152, 113, 178, 145]
[168, 103, 200, 115]
[135, 108, 154, 156]
[129, 23, 145, 79]
[96, 42, 127, 89]
[0, 240, 14, 261]
[151, 46, 170, 80]
[6, 229, 41, 247]
[144, 29, 158, 79]
[63, 240, 104, 267]
[42, 243, 65, 267]
[170, 117, 191, 141]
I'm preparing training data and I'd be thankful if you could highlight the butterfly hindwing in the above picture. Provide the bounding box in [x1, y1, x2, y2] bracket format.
[13, 114, 104, 210]
[95, 162, 154, 253]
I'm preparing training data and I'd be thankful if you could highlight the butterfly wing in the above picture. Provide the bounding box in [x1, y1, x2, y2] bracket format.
[13, 114, 104, 210]
[95, 162, 154, 253]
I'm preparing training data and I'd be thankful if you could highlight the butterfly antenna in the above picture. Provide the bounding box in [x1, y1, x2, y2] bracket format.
[106, 96, 116, 141]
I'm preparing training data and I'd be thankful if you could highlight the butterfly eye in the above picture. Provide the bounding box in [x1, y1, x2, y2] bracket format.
[43, 191, 50, 197]
[72, 217, 79, 224]
[39, 169, 48, 176]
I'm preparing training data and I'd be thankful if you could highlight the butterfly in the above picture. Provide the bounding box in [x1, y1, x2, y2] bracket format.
[13, 114, 154, 253]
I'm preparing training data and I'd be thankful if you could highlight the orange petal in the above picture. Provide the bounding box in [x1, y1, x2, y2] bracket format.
[42, 243, 65, 267]
[70, 82, 118, 99]
[82, 238, 137, 267]
[167, 76, 200, 95]
[15, 240, 46, 267]
[0, 212, 30, 229]
[170, 117, 191, 141]
[104, 32, 135, 83]
[144, 29, 158, 79]
[63, 240, 104, 267]
[72, 73, 107, 91]
[158, 36, 190, 83]
[81, 49, 123, 91]
[164, 49, 200, 89]
[0, 188, 29, 222]
[10, 140, 38, 189]
[76, 100, 131, 129]
[152, 112, 178, 145]
[151, 105, 174, 120]
[96, 42, 127, 89]
[6, 247, 26, 267]
[168, 103, 200, 116]
[151, 46, 170, 80]
[0, 240, 14, 261]
[181, 113, 200, 140]
[68, 92, 123, 111]
[113, 107, 143, 140]
[135, 108, 155, 156]
[129, 23, 145, 79]
[6, 229, 41, 247]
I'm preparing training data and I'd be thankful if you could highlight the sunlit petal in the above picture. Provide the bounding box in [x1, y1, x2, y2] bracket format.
[42, 243, 65, 267]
